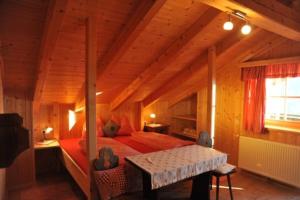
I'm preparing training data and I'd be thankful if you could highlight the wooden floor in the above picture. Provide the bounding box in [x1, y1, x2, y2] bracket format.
[8, 170, 300, 200]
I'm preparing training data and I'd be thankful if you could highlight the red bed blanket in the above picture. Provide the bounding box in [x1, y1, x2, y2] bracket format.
[114, 131, 194, 153]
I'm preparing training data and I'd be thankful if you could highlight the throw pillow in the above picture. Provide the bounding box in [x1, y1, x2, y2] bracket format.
[103, 120, 120, 137]
[117, 116, 135, 136]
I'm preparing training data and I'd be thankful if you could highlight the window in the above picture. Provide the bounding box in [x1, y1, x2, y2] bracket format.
[265, 77, 300, 121]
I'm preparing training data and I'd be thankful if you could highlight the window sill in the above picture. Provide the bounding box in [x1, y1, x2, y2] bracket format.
[265, 119, 300, 133]
[265, 125, 300, 134]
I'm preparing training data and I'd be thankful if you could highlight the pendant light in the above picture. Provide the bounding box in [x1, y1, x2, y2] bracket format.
[241, 22, 252, 35]
[223, 14, 234, 31]
[223, 10, 252, 35]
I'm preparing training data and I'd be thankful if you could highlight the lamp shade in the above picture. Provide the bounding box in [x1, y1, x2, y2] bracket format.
[241, 24, 252, 35]
[43, 127, 53, 134]
[150, 113, 156, 119]
[223, 21, 233, 30]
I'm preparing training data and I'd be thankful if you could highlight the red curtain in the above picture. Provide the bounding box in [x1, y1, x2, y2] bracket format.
[241, 63, 300, 133]
[265, 63, 300, 78]
[242, 66, 266, 133]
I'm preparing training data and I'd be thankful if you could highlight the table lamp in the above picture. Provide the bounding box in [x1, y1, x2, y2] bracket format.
[40, 127, 55, 145]
[150, 113, 156, 124]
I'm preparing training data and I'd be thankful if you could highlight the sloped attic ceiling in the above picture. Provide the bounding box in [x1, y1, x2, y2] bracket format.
[0, 0, 299, 107]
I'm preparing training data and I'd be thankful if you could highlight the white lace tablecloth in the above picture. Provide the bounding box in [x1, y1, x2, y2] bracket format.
[126, 145, 227, 189]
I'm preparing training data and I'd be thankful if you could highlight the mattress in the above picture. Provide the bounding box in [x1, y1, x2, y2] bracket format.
[59, 138, 89, 173]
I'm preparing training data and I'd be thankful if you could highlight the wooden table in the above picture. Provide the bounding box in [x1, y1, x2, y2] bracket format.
[126, 145, 227, 200]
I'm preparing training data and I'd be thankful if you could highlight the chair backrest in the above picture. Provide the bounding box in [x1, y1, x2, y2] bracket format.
[196, 131, 212, 148]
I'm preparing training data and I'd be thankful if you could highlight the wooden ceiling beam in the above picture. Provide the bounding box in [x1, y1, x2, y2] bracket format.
[142, 28, 254, 107]
[239, 55, 300, 68]
[110, 8, 221, 110]
[33, 0, 69, 103]
[75, 0, 167, 105]
[196, 0, 300, 41]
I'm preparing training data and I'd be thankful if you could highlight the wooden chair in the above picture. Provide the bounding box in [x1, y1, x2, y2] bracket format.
[196, 131, 236, 200]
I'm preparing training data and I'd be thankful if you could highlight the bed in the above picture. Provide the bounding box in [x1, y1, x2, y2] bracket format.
[59, 131, 194, 199]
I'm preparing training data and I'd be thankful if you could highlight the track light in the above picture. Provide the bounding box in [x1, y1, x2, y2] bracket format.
[223, 15, 234, 31]
[223, 9, 252, 35]
[241, 22, 252, 35]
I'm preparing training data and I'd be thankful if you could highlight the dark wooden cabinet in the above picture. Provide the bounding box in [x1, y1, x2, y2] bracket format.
[144, 124, 170, 134]
[34, 140, 60, 177]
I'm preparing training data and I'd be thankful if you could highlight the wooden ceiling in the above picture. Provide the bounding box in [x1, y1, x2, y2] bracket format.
[0, 0, 49, 96]
[1, 0, 300, 108]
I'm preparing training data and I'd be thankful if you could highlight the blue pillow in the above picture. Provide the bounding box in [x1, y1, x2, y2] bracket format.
[103, 120, 120, 137]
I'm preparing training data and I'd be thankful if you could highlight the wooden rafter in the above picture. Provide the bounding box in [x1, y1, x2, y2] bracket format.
[142, 29, 252, 107]
[75, 0, 167, 105]
[110, 8, 221, 110]
[240, 55, 300, 68]
[33, 0, 68, 103]
[207, 46, 216, 136]
[85, 0, 98, 199]
[196, 0, 300, 41]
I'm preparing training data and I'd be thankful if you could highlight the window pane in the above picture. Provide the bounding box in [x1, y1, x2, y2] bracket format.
[265, 97, 285, 120]
[286, 98, 300, 120]
[286, 77, 300, 96]
[266, 78, 286, 97]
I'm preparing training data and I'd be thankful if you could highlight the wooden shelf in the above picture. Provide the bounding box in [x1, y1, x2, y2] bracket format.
[172, 114, 197, 121]
[172, 131, 197, 140]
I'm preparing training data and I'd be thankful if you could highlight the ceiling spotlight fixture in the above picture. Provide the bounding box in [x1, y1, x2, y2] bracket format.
[222, 9, 252, 35]
[241, 22, 252, 35]
[223, 14, 234, 31]
[233, 10, 246, 20]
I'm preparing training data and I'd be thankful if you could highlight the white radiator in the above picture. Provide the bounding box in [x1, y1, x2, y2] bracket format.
[238, 136, 300, 188]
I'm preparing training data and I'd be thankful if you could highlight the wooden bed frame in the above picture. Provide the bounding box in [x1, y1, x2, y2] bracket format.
[59, 148, 89, 196]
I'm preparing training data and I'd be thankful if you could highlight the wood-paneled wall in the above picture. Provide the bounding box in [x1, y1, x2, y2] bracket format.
[96, 102, 141, 131]
[35, 103, 74, 142]
[66, 102, 142, 138]
[4, 95, 35, 190]
[143, 101, 170, 125]
[143, 95, 199, 136]
[214, 64, 244, 165]
[215, 63, 300, 165]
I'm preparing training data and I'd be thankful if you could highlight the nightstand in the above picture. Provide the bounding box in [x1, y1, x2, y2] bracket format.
[144, 124, 170, 134]
[34, 140, 61, 177]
